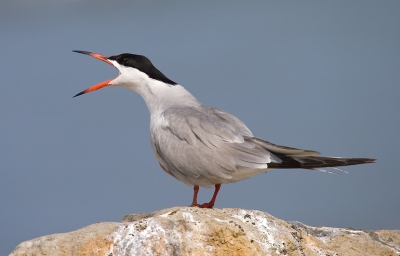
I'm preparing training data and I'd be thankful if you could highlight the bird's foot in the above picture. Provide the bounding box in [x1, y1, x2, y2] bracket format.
[189, 184, 219, 208]
[197, 202, 214, 208]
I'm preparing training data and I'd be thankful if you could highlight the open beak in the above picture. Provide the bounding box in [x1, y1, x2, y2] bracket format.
[73, 50, 115, 98]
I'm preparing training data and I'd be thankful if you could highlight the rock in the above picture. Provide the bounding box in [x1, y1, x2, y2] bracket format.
[9, 222, 120, 256]
[10, 207, 400, 256]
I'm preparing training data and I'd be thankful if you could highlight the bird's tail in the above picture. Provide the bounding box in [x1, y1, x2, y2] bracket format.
[248, 137, 375, 170]
[267, 155, 375, 169]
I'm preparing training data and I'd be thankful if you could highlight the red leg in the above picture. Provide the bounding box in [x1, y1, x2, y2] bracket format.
[190, 186, 199, 207]
[198, 184, 221, 208]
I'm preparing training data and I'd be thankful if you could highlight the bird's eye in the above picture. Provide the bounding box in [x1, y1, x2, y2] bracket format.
[121, 59, 130, 66]
[116, 56, 126, 65]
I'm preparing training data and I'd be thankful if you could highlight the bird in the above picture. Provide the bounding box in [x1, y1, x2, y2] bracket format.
[73, 50, 375, 208]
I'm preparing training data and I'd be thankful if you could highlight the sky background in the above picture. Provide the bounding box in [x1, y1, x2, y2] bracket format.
[1, 1, 399, 254]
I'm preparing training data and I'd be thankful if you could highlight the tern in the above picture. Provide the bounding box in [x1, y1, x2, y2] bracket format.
[73, 50, 375, 208]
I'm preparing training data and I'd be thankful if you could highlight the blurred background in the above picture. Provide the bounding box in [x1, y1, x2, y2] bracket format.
[1, 1, 399, 254]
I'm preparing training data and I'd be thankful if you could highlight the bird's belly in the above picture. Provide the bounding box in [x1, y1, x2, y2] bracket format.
[151, 131, 269, 187]
[150, 132, 236, 187]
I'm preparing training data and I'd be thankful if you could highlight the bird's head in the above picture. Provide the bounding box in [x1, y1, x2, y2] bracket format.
[73, 50, 176, 97]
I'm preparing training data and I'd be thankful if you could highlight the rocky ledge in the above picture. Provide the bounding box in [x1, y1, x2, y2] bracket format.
[10, 207, 400, 256]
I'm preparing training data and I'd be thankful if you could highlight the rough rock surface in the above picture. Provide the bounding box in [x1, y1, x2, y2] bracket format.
[10, 207, 400, 256]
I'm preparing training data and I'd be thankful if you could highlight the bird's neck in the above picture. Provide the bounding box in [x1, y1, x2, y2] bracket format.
[126, 79, 200, 115]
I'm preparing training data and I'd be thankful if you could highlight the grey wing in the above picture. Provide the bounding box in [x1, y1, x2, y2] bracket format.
[201, 105, 254, 138]
[151, 106, 280, 187]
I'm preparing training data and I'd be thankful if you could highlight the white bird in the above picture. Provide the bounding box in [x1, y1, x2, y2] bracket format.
[73, 50, 375, 208]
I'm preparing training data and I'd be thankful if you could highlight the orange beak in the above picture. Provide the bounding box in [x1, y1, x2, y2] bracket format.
[73, 50, 115, 98]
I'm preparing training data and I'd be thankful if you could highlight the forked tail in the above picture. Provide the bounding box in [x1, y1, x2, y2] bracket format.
[248, 137, 375, 170]
[267, 155, 375, 169]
